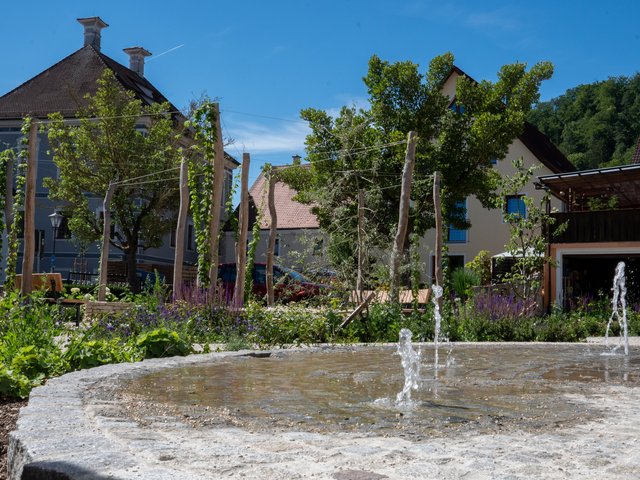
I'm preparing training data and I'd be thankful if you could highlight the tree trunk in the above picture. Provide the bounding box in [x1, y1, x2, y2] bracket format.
[356, 188, 365, 303]
[98, 183, 115, 301]
[4, 153, 13, 234]
[208, 102, 225, 294]
[390, 131, 417, 303]
[233, 152, 250, 308]
[266, 169, 277, 306]
[126, 243, 139, 293]
[433, 171, 443, 310]
[20, 121, 38, 296]
[173, 156, 189, 300]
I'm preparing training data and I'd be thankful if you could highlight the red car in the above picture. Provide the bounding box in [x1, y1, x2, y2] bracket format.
[218, 263, 327, 302]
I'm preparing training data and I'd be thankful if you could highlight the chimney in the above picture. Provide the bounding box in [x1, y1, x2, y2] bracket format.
[123, 47, 152, 77]
[77, 17, 108, 51]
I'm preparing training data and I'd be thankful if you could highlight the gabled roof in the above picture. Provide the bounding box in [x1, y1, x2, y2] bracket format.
[0, 45, 178, 119]
[446, 66, 575, 174]
[247, 167, 319, 230]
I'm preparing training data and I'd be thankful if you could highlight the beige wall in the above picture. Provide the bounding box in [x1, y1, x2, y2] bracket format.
[419, 138, 564, 284]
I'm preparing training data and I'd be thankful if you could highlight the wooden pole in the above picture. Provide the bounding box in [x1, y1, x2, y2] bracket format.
[233, 152, 250, 307]
[98, 183, 116, 301]
[20, 121, 38, 296]
[4, 153, 13, 235]
[266, 168, 277, 306]
[173, 156, 189, 300]
[356, 188, 365, 303]
[433, 171, 444, 309]
[208, 102, 225, 294]
[389, 131, 417, 303]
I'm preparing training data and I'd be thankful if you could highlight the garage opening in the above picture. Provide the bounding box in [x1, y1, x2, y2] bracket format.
[562, 254, 640, 309]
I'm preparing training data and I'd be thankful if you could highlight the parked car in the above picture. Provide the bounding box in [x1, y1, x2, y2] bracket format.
[218, 263, 328, 302]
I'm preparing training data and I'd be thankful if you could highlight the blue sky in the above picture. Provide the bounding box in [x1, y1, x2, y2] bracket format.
[2, 0, 640, 190]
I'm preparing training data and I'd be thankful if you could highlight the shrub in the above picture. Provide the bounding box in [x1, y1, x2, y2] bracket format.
[136, 328, 191, 359]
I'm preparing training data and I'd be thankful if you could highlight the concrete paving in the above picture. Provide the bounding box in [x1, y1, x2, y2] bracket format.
[8, 343, 640, 480]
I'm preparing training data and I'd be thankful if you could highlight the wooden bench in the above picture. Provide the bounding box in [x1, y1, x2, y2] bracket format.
[15, 273, 86, 326]
[349, 289, 431, 310]
[341, 288, 431, 328]
[84, 301, 134, 320]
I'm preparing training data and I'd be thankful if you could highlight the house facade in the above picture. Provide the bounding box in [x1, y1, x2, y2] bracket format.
[0, 17, 237, 284]
[221, 163, 328, 274]
[416, 68, 575, 283]
[539, 164, 640, 309]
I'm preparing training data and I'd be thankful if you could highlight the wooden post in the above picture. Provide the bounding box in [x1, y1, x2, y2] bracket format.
[4, 152, 13, 234]
[98, 183, 115, 301]
[173, 156, 189, 300]
[356, 188, 365, 303]
[389, 131, 417, 303]
[433, 171, 443, 309]
[233, 152, 250, 307]
[208, 102, 225, 294]
[266, 168, 277, 306]
[20, 121, 38, 296]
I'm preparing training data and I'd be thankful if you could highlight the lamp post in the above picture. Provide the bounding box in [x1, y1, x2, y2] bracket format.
[48, 211, 63, 272]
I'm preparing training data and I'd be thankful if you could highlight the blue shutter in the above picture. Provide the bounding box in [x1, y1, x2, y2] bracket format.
[447, 199, 467, 243]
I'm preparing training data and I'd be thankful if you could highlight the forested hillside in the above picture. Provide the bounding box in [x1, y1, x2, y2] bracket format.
[528, 74, 640, 170]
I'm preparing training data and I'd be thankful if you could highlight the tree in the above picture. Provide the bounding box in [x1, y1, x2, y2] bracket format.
[46, 71, 183, 291]
[528, 73, 640, 169]
[492, 158, 564, 313]
[283, 54, 553, 288]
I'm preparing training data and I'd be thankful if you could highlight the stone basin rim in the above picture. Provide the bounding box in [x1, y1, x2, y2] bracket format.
[8, 340, 638, 480]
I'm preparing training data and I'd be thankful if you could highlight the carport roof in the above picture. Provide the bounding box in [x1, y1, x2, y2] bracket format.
[538, 164, 640, 209]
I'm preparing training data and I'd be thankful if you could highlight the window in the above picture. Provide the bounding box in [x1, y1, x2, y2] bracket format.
[274, 236, 280, 256]
[313, 238, 324, 256]
[253, 264, 266, 284]
[170, 227, 176, 248]
[447, 199, 467, 243]
[56, 215, 71, 239]
[187, 224, 195, 251]
[450, 102, 466, 114]
[505, 195, 526, 218]
[431, 255, 465, 281]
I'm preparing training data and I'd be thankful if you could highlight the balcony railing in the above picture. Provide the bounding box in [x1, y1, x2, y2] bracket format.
[550, 209, 640, 243]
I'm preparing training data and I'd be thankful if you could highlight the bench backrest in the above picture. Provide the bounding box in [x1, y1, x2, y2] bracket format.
[15, 273, 64, 293]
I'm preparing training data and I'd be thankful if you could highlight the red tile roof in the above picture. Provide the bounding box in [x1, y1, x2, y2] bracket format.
[249, 168, 319, 230]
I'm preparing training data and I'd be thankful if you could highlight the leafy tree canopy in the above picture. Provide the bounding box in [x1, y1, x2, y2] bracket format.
[528, 73, 640, 170]
[45, 70, 184, 289]
[282, 53, 553, 280]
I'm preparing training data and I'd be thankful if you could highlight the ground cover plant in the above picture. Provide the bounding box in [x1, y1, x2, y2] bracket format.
[1, 281, 636, 400]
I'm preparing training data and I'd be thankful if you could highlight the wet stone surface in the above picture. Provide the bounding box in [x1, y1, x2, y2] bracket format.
[115, 344, 637, 439]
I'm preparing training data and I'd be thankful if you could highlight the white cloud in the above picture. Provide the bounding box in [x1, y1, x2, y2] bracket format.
[465, 7, 519, 32]
[224, 117, 310, 155]
[401, 1, 523, 34]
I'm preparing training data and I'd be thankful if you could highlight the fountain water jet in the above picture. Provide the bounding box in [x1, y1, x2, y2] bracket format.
[395, 328, 421, 404]
[605, 261, 629, 355]
[432, 284, 444, 370]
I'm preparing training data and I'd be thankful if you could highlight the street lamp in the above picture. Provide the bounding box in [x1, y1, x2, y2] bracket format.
[48, 211, 63, 272]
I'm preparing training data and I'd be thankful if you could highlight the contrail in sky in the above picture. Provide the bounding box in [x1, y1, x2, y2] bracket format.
[146, 44, 185, 62]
